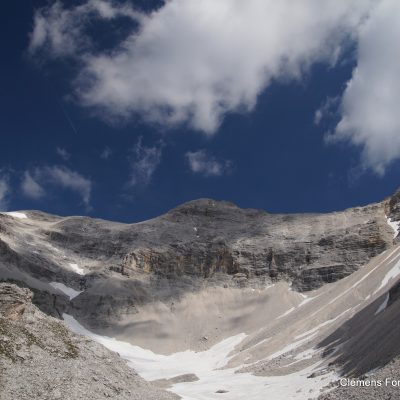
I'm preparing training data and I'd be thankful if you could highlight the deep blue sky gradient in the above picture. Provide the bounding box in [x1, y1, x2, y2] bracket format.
[1, 1, 399, 222]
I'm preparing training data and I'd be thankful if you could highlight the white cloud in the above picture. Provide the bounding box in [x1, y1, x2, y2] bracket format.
[29, 0, 142, 57]
[31, 0, 400, 175]
[314, 96, 340, 126]
[21, 171, 45, 199]
[0, 175, 10, 211]
[30, 0, 374, 134]
[56, 147, 70, 160]
[327, 0, 400, 175]
[129, 138, 163, 186]
[22, 166, 92, 208]
[185, 150, 230, 177]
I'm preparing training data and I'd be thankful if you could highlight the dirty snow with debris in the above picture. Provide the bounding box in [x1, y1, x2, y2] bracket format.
[386, 216, 400, 239]
[69, 263, 86, 275]
[375, 293, 389, 315]
[63, 314, 337, 400]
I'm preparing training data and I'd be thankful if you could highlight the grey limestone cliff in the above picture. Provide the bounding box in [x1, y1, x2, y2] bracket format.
[0, 190, 399, 332]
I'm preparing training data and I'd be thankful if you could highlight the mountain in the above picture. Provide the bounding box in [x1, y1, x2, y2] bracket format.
[0, 189, 400, 399]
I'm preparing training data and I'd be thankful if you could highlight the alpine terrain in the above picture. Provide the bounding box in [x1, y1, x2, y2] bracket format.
[1, 189, 400, 400]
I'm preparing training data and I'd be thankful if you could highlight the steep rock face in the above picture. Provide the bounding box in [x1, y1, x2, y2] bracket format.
[385, 188, 400, 243]
[0, 283, 178, 400]
[60, 198, 391, 291]
[0, 191, 398, 328]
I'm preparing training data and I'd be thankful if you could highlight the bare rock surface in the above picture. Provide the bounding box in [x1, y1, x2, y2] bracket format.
[0, 283, 178, 400]
[0, 191, 398, 335]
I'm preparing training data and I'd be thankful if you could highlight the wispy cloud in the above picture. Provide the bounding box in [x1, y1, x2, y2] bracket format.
[100, 146, 112, 160]
[29, 0, 142, 57]
[21, 166, 92, 209]
[129, 137, 163, 187]
[56, 147, 70, 160]
[314, 96, 340, 126]
[185, 150, 231, 177]
[0, 174, 10, 211]
[21, 171, 45, 199]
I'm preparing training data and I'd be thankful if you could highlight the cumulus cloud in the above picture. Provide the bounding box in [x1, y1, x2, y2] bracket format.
[0, 175, 10, 211]
[22, 166, 92, 208]
[30, 0, 400, 174]
[129, 137, 163, 186]
[185, 150, 231, 177]
[326, 0, 400, 175]
[30, 0, 374, 134]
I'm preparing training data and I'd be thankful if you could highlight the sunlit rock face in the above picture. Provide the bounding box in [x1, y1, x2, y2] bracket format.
[0, 191, 398, 326]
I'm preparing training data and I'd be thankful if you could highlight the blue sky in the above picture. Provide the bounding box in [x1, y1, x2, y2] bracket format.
[1, 0, 399, 222]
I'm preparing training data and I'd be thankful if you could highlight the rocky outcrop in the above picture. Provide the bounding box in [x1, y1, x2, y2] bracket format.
[0, 283, 32, 321]
[0, 283, 178, 400]
[385, 188, 400, 243]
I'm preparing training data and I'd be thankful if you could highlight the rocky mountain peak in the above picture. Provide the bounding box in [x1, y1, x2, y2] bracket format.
[167, 198, 244, 217]
[386, 187, 400, 218]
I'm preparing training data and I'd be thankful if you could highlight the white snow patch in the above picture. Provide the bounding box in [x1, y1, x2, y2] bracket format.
[44, 243, 62, 253]
[277, 307, 295, 319]
[193, 227, 198, 232]
[386, 216, 400, 239]
[294, 348, 318, 361]
[171, 362, 336, 400]
[5, 212, 28, 219]
[64, 313, 245, 380]
[298, 294, 321, 308]
[295, 309, 353, 341]
[266, 332, 319, 361]
[374, 293, 389, 316]
[63, 314, 338, 400]
[243, 337, 271, 352]
[265, 283, 275, 290]
[50, 282, 82, 300]
[69, 263, 86, 275]
[374, 259, 400, 294]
